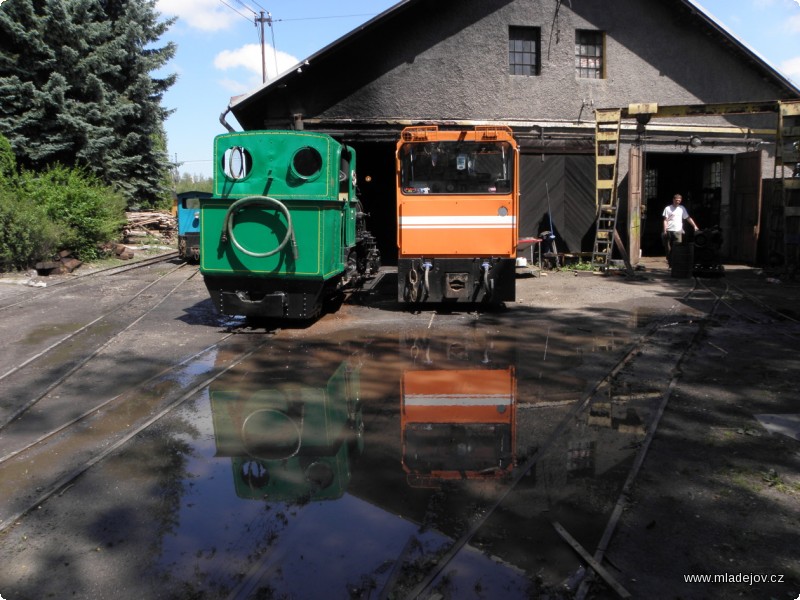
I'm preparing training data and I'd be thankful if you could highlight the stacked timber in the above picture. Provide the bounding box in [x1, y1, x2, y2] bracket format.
[124, 211, 176, 244]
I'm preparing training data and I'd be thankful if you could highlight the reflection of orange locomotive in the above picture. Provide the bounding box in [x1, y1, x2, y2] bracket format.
[401, 367, 516, 488]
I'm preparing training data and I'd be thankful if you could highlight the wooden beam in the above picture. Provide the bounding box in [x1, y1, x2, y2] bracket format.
[551, 521, 632, 599]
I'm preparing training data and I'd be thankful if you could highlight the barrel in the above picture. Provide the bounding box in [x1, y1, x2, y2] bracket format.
[670, 244, 694, 278]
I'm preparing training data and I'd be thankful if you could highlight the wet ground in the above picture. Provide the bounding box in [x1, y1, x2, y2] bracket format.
[0, 258, 798, 599]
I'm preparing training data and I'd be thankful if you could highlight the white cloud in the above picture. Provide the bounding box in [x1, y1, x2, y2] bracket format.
[214, 43, 300, 81]
[214, 44, 262, 74]
[156, 0, 238, 32]
[780, 56, 800, 81]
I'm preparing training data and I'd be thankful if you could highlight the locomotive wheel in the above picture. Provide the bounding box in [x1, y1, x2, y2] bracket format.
[223, 195, 296, 258]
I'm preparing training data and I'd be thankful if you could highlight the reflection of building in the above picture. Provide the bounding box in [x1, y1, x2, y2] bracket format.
[401, 367, 516, 488]
[210, 361, 363, 501]
[587, 400, 646, 435]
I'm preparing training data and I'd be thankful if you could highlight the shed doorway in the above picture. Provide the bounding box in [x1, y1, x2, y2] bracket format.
[350, 141, 398, 266]
[638, 151, 762, 263]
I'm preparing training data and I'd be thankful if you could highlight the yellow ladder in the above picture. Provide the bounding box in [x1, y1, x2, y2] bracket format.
[591, 109, 622, 271]
[773, 99, 800, 270]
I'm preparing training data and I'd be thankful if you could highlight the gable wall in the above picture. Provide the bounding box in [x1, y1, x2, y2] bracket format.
[265, 0, 788, 129]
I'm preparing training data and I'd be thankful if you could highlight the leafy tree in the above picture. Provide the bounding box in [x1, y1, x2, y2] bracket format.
[175, 172, 213, 194]
[0, 0, 176, 207]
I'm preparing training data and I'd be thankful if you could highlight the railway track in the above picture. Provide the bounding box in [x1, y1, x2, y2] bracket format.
[0, 333, 272, 532]
[571, 275, 799, 599]
[0, 250, 180, 312]
[0, 258, 198, 425]
[0, 254, 278, 531]
[1, 259, 189, 382]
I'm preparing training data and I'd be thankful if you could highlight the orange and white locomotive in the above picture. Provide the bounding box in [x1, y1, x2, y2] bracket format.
[396, 125, 520, 304]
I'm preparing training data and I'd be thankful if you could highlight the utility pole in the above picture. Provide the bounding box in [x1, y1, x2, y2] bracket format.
[254, 10, 279, 84]
[255, 11, 269, 83]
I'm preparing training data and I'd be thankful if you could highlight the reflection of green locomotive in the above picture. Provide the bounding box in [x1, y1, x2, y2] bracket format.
[200, 131, 380, 320]
[211, 361, 364, 501]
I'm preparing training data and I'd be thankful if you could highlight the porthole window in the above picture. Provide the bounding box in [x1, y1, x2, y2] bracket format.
[222, 146, 252, 180]
[291, 146, 323, 180]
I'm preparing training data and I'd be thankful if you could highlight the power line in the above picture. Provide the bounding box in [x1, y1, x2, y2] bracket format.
[249, 0, 268, 13]
[232, 0, 257, 16]
[216, 3, 383, 83]
[218, 0, 251, 23]
[217, 2, 378, 25]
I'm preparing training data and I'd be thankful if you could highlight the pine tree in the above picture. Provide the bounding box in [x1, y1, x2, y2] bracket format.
[0, 0, 176, 207]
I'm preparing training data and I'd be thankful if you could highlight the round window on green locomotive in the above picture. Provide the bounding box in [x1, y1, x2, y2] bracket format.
[290, 146, 323, 181]
[222, 146, 252, 181]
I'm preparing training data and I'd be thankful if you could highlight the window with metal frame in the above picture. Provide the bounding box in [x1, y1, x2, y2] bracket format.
[645, 168, 658, 202]
[703, 160, 723, 189]
[575, 30, 604, 79]
[509, 26, 541, 76]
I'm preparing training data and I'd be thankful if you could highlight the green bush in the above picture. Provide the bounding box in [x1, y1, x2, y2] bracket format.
[18, 165, 127, 261]
[0, 187, 62, 271]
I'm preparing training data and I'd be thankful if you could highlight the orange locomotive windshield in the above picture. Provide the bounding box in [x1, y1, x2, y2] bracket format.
[396, 126, 519, 258]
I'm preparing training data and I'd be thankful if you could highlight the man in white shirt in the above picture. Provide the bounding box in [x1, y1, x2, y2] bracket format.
[662, 193, 699, 265]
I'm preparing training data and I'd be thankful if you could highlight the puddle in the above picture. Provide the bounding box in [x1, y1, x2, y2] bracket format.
[137, 321, 660, 598]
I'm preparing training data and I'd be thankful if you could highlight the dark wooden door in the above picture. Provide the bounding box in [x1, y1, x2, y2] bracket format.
[731, 151, 762, 263]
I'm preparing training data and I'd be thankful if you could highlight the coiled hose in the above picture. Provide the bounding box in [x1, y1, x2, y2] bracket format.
[220, 195, 298, 259]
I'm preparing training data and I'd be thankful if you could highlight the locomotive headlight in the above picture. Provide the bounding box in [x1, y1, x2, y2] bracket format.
[498, 206, 509, 217]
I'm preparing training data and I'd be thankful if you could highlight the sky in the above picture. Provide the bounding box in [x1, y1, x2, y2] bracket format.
[155, 0, 800, 180]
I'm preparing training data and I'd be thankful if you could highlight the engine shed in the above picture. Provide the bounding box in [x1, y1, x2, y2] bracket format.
[223, 0, 799, 267]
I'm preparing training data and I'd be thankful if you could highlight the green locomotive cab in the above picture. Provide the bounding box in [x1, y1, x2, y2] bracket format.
[200, 131, 379, 320]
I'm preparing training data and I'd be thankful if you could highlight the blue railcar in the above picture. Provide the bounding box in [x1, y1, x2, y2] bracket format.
[175, 191, 211, 262]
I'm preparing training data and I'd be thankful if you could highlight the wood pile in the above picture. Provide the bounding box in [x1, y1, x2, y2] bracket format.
[35, 250, 83, 275]
[34, 211, 177, 274]
[124, 211, 177, 244]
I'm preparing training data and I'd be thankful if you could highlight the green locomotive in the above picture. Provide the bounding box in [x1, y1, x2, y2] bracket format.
[200, 131, 380, 320]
